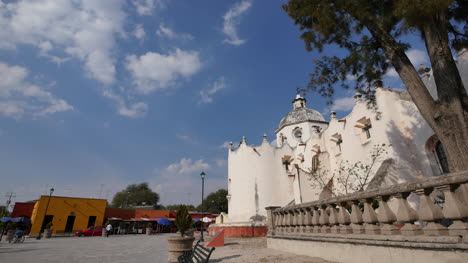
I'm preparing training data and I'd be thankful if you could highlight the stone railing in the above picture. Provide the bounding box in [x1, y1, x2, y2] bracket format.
[266, 171, 468, 240]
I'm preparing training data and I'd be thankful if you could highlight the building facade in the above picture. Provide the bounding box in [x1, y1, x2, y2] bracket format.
[223, 50, 468, 230]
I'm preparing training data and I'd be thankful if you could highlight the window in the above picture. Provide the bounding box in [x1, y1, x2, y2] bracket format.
[312, 154, 319, 173]
[355, 117, 372, 143]
[435, 141, 450, 174]
[330, 133, 343, 155]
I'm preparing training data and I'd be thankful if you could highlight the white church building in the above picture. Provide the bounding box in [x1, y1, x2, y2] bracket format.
[209, 50, 468, 237]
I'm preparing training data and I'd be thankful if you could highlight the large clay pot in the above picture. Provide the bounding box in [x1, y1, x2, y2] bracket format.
[167, 236, 195, 263]
[146, 228, 152, 235]
[44, 229, 53, 238]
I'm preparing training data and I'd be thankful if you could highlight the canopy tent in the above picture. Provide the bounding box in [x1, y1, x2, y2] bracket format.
[156, 218, 172, 226]
[0, 217, 31, 224]
[193, 219, 200, 222]
[201, 217, 214, 223]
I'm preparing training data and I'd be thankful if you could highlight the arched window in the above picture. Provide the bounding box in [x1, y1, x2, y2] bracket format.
[435, 141, 449, 174]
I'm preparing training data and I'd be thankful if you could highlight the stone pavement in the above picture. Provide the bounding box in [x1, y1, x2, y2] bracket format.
[0, 234, 335, 263]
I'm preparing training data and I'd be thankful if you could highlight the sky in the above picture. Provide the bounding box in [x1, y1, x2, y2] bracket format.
[0, 0, 431, 208]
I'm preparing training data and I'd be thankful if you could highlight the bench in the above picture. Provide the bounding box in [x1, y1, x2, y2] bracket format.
[178, 240, 215, 263]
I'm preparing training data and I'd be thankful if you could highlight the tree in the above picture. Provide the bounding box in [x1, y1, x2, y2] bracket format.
[111, 182, 160, 209]
[283, 0, 468, 172]
[197, 189, 228, 214]
[0, 206, 10, 230]
[164, 204, 197, 211]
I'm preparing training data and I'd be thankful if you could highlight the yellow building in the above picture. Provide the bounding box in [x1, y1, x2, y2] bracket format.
[30, 196, 107, 235]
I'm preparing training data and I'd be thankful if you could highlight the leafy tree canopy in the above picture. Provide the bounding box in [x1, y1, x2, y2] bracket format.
[197, 189, 228, 214]
[111, 182, 160, 209]
[283, 0, 468, 172]
[164, 204, 197, 211]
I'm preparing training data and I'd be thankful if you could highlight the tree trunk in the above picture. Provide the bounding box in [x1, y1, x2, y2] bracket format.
[363, 13, 468, 172]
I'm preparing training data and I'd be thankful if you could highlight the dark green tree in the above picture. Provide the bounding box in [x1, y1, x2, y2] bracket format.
[283, 0, 467, 172]
[164, 204, 197, 211]
[111, 182, 160, 209]
[0, 206, 10, 230]
[197, 189, 228, 214]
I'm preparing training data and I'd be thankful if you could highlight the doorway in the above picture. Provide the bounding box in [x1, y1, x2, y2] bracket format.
[64, 216, 76, 233]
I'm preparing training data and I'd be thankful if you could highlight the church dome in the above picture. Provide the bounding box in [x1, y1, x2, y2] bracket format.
[277, 94, 326, 131]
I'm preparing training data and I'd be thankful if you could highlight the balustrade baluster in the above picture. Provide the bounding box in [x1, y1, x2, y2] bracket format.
[376, 195, 399, 235]
[303, 207, 313, 233]
[288, 210, 294, 233]
[312, 206, 320, 233]
[319, 205, 330, 233]
[414, 188, 448, 236]
[328, 204, 340, 234]
[297, 209, 305, 233]
[395, 192, 422, 235]
[362, 198, 380, 235]
[338, 202, 352, 234]
[437, 183, 468, 236]
[349, 200, 364, 234]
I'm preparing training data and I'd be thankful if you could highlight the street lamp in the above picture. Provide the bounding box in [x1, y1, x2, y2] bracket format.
[38, 187, 54, 239]
[200, 171, 205, 242]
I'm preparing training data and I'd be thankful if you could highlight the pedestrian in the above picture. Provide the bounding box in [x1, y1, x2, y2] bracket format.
[106, 223, 112, 237]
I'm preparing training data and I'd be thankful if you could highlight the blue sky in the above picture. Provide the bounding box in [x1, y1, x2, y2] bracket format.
[0, 0, 429, 207]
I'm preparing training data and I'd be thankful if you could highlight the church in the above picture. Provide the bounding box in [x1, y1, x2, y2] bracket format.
[209, 50, 468, 237]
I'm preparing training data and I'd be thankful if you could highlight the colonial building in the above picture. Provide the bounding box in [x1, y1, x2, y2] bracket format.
[214, 49, 468, 237]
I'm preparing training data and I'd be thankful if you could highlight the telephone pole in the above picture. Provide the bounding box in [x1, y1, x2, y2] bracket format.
[5, 192, 16, 211]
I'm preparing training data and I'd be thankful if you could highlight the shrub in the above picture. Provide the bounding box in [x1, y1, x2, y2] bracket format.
[175, 205, 193, 237]
[45, 221, 53, 229]
[146, 222, 152, 228]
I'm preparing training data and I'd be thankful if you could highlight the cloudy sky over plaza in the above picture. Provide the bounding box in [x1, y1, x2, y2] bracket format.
[0, 0, 429, 206]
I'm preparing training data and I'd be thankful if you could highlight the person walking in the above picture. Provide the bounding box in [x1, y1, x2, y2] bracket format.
[106, 223, 112, 237]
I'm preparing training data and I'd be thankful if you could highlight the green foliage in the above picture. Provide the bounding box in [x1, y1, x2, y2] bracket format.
[146, 222, 152, 228]
[282, 0, 467, 103]
[8, 222, 18, 230]
[164, 204, 197, 211]
[174, 205, 193, 237]
[196, 189, 228, 214]
[0, 206, 9, 218]
[45, 221, 53, 229]
[111, 182, 160, 209]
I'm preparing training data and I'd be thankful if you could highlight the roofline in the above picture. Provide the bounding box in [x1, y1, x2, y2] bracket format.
[275, 120, 329, 134]
[38, 195, 107, 201]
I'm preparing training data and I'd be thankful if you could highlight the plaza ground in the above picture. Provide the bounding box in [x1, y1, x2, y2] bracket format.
[0, 233, 335, 263]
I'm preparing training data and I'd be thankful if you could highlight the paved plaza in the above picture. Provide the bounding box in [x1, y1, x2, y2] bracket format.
[0, 234, 334, 263]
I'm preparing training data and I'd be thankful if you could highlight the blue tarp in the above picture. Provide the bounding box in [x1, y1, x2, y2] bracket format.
[0, 217, 31, 224]
[156, 218, 172, 226]
[193, 219, 200, 222]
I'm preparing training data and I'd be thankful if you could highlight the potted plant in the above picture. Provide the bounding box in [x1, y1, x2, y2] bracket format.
[146, 222, 152, 235]
[167, 205, 195, 263]
[44, 221, 53, 238]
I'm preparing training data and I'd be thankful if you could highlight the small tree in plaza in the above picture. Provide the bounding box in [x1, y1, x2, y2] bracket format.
[306, 144, 390, 197]
[174, 205, 193, 237]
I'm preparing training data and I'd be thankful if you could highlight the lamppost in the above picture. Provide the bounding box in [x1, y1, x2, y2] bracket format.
[200, 171, 205, 242]
[37, 187, 54, 239]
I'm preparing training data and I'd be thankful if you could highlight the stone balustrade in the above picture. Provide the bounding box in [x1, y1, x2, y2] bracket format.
[266, 171, 468, 239]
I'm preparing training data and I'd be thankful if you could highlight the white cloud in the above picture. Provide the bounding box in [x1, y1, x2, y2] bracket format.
[222, 0, 252, 46]
[330, 97, 355, 112]
[125, 49, 202, 94]
[0, 62, 73, 118]
[220, 141, 231, 149]
[0, 0, 125, 85]
[132, 0, 165, 16]
[133, 24, 146, 40]
[215, 159, 227, 168]
[385, 49, 429, 78]
[162, 158, 210, 177]
[177, 134, 199, 144]
[156, 24, 194, 40]
[101, 87, 148, 118]
[199, 76, 226, 104]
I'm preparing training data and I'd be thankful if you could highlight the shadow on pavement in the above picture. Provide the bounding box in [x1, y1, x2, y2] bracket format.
[210, 254, 241, 262]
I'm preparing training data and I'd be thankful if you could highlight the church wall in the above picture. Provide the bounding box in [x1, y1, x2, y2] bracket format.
[227, 139, 293, 223]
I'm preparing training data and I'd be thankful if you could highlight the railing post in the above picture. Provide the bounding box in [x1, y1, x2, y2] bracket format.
[362, 198, 380, 235]
[376, 195, 399, 235]
[328, 203, 340, 234]
[395, 192, 422, 236]
[414, 188, 448, 236]
[349, 200, 364, 234]
[288, 210, 294, 233]
[338, 202, 352, 234]
[297, 208, 305, 234]
[312, 206, 321, 233]
[319, 204, 330, 233]
[303, 207, 313, 233]
[437, 183, 468, 236]
[265, 206, 281, 236]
